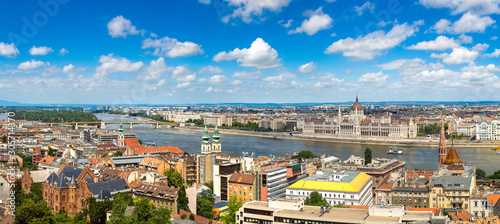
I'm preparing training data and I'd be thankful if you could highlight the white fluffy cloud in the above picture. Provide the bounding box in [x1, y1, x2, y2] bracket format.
[406, 36, 460, 50]
[298, 62, 318, 74]
[431, 47, 479, 65]
[472, 43, 489, 51]
[142, 36, 203, 58]
[484, 49, 500, 57]
[137, 57, 174, 80]
[62, 64, 75, 73]
[213, 38, 281, 69]
[378, 58, 444, 76]
[432, 12, 495, 34]
[359, 71, 389, 84]
[419, 0, 500, 15]
[222, 0, 292, 23]
[199, 75, 228, 84]
[107, 16, 141, 38]
[29, 46, 53, 56]
[205, 86, 222, 93]
[278, 19, 293, 28]
[231, 80, 243, 85]
[325, 22, 421, 60]
[262, 72, 296, 82]
[177, 82, 191, 88]
[0, 42, 20, 58]
[232, 71, 263, 79]
[172, 66, 196, 82]
[288, 7, 333, 36]
[59, 48, 69, 56]
[96, 54, 145, 74]
[354, 1, 375, 15]
[198, 65, 223, 74]
[18, 60, 47, 70]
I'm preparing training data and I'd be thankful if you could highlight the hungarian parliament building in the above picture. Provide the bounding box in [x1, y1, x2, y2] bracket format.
[303, 97, 418, 139]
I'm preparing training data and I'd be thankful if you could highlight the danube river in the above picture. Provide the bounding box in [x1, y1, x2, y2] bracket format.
[93, 114, 500, 174]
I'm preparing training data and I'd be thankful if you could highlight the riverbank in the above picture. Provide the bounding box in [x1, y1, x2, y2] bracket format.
[175, 126, 500, 148]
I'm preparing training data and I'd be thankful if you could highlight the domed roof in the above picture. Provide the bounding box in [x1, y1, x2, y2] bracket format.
[351, 95, 363, 111]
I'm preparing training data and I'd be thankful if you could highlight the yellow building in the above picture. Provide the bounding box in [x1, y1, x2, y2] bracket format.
[228, 173, 256, 203]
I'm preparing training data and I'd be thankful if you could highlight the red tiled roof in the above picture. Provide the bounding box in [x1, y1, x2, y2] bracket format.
[229, 173, 255, 185]
[444, 148, 462, 164]
[487, 194, 500, 206]
[124, 138, 141, 148]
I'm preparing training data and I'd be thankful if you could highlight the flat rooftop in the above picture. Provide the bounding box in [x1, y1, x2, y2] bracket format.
[275, 206, 369, 220]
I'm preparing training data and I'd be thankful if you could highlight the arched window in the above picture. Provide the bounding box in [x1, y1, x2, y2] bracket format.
[62, 196, 66, 202]
[56, 195, 58, 201]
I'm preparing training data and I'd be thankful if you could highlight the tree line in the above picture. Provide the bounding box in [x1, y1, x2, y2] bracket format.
[13, 110, 99, 123]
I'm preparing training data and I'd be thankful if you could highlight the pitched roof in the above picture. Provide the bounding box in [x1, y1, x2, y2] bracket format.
[228, 173, 255, 185]
[487, 194, 500, 206]
[124, 138, 141, 148]
[87, 178, 130, 196]
[444, 148, 462, 164]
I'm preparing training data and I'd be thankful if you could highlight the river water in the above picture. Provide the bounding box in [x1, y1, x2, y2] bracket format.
[93, 114, 500, 174]
[2, 113, 499, 174]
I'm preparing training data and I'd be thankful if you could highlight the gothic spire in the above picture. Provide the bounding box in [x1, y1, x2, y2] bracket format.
[212, 125, 221, 142]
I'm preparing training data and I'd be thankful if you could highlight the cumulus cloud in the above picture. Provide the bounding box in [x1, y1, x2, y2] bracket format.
[354, 1, 375, 15]
[472, 43, 489, 52]
[95, 54, 144, 77]
[198, 0, 210, 4]
[278, 19, 293, 28]
[137, 57, 174, 80]
[199, 75, 228, 84]
[62, 64, 75, 73]
[108, 16, 142, 38]
[406, 36, 460, 50]
[177, 82, 191, 88]
[198, 65, 223, 74]
[262, 72, 296, 82]
[484, 49, 500, 57]
[205, 86, 222, 93]
[325, 22, 421, 60]
[378, 58, 444, 76]
[59, 48, 69, 56]
[419, 0, 500, 15]
[0, 42, 20, 58]
[313, 77, 344, 88]
[231, 80, 243, 85]
[432, 12, 495, 34]
[430, 47, 479, 65]
[298, 62, 318, 74]
[222, 0, 292, 23]
[213, 38, 281, 69]
[172, 66, 196, 82]
[232, 71, 263, 79]
[142, 36, 203, 58]
[288, 7, 333, 35]
[359, 71, 389, 84]
[18, 60, 47, 70]
[29, 46, 53, 56]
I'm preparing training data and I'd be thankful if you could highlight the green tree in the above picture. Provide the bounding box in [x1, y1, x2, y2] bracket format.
[333, 203, 349, 208]
[79, 197, 112, 224]
[114, 192, 134, 206]
[138, 139, 143, 145]
[147, 207, 172, 224]
[197, 189, 214, 219]
[164, 169, 184, 188]
[364, 147, 372, 165]
[181, 214, 187, 219]
[476, 168, 487, 179]
[221, 196, 243, 224]
[14, 199, 55, 224]
[55, 208, 74, 224]
[48, 146, 54, 156]
[2, 135, 6, 143]
[177, 185, 190, 212]
[189, 214, 195, 221]
[109, 199, 133, 224]
[204, 181, 214, 193]
[298, 150, 314, 161]
[304, 191, 328, 207]
[29, 182, 43, 200]
[133, 198, 155, 223]
[486, 170, 500, 180]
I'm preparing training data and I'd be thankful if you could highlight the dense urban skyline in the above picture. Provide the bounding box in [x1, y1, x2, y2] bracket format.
[1, 0, 500, 104]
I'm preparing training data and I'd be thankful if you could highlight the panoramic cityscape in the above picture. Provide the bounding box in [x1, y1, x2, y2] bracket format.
[2, 0, 500, 224]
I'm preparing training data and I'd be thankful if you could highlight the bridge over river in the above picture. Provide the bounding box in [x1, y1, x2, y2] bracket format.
[49, 121, 179, 129]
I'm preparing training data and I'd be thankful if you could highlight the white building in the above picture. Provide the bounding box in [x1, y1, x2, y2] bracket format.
[262, 166, 288, 201]
[475, 119, 500, 140]
[286, 170, 373, 206]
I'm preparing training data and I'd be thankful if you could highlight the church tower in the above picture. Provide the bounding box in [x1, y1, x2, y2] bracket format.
[201, 126, 211, 154]
[211, 125, 221, 153]
[438, 117, 447, 168]
[118, 123, 125, 147]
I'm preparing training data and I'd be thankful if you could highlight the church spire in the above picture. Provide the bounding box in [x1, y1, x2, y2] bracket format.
[356, 94, 358, 103]
[118, 123, 124, 133]
[202, 125, 210, 143]
[212, 125, 220, 142]
[438, 115, 447, 168]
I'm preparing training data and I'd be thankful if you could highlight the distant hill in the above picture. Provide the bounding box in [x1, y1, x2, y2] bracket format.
[0, 100, 25, 106]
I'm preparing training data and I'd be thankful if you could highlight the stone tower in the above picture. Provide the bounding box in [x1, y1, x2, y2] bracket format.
[118, 123, 125, 147]
[201, 126, 211, 154]
[211, 125, 221, 153]
[438, 117, 447, 168]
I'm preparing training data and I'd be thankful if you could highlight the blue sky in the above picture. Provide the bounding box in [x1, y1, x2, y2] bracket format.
[1, 0, 500, 104]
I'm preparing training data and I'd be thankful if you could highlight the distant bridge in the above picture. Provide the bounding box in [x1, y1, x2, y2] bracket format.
[48, 121, 179, 129]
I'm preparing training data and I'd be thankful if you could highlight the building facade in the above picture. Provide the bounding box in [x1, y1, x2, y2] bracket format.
[228, 173, 257, 203]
